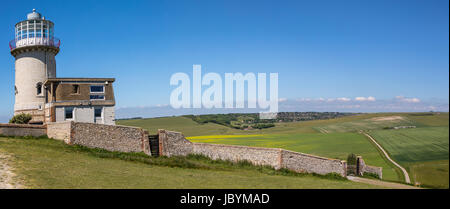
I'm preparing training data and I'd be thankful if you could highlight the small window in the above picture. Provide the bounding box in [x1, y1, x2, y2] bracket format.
[36, 82, 42, 95]
[90, 95, 105, 100]
[65, 107, 73, 120]
[94, 107, 102, 117]
[90, 85, 104, 93]
[72, 85, 79, 94]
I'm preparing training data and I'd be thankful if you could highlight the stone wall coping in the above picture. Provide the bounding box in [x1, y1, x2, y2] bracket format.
[193, 142, 282, 152]
[46, 121, 72, 125]
[158, 129, 182, 134]
[282, 149, 345, 163]
[70, 121, 144, 131]
[0, 123, 46, 129]
[159, 129, 193, 145]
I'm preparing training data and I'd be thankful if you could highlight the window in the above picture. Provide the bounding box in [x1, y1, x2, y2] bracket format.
[72, 85, 79, 94]
[94, 107, 102, 117]
[36, 82, 42, 95]
[90, 95, 105, 100]
[65, 107, 73, 120]
[90, 85, 104, 93]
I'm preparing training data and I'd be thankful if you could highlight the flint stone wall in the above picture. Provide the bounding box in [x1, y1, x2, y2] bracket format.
[357, 156, 383, 179]
[158, 129, 193, 157]
[46, 121, 150, 155]
[193, 143, 282, 169]
[0, 123, 46, 137]
[362, 165, 383, 179]
[158, 130, 348, 176]
[71, 122, 150, 154]
[281, 150, 347, 176]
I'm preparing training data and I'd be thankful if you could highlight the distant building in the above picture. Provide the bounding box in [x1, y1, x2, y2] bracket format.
[9, 9, 116, 125]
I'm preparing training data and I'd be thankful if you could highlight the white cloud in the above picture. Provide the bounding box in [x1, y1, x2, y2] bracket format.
[296, 98, 312, 102]
[155, 104, 169, 107]
[278, 98, 288, 102]
[395, 96, 420, 103]
[404, 98, 420, 103]
[336, 97, 351, 102]
[355, 96, 376, 102]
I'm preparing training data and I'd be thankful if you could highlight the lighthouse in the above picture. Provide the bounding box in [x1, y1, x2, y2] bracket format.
[10, 9, 60, 124]
[9, 9, 116, 125]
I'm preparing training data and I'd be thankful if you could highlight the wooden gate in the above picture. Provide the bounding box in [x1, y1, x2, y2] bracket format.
[356, 157, 360, 175]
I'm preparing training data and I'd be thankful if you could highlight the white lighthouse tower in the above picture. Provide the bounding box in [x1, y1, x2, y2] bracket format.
[9, 9, 60, 124]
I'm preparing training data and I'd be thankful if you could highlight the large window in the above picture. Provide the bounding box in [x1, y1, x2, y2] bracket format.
[90, 85, 104, 93]
[90, 85, 105, 100]
[15, 20, 54, 41]
[65, 107, 73, 120]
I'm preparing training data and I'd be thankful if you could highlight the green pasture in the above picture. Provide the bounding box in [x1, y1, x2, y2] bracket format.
[370, 127, 449, 163]
[409, 160, 449, 189]
[369, 127, 449, 188]
[315, 116, 419, 133]
[117, 116, 245, 136]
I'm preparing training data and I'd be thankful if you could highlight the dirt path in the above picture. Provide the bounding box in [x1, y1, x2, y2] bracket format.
[347, 176, 419, 189]
[361, 132, 411, 184]
[0, 151, 23, 189]
[317, 127, 330, 133]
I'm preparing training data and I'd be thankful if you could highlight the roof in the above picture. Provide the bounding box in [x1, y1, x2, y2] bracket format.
[44, 77, 115, 85]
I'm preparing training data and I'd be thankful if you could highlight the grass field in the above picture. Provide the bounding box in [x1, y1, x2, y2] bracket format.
[369, 126, 449, 188]
[0, 137, 384, 189]
[409, 160, 449, 188]
[117, 113, 419, 136]
[117, 117, 245, 136]
[188, 133, 400, 181]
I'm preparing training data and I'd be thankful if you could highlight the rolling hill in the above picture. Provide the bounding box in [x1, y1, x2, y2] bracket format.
[118, 112, 449, 188]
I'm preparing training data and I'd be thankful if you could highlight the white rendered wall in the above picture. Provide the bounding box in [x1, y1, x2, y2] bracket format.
[14, 50, 56, 112]
[55, 106, 115, 125]
[103, 106, 115, 125]
[55, 107, 65, 122]
[74, 107, 94, 123]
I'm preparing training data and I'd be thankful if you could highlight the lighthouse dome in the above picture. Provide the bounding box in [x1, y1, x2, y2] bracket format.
[27, 9, 41, 20]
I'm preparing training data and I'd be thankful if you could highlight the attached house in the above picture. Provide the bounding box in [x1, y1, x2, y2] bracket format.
[43, 78, 116, 125]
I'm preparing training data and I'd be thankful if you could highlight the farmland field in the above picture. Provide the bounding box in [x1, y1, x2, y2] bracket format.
[369, 126, 449, 188]
[315, 116, 420, 133]
[408, 160, 448, 188]
[117, 117, 246, 136]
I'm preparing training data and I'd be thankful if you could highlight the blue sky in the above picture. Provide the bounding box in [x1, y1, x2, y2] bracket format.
[0, 0, 448, 120]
